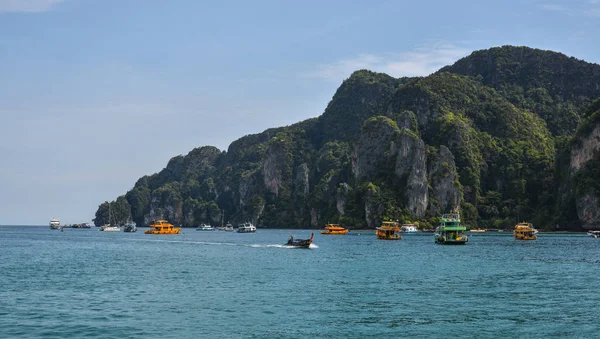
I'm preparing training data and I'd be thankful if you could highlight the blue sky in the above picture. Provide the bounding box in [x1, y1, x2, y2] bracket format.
[1, 0, 599, 225]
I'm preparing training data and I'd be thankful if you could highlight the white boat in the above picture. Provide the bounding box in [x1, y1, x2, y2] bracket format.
[123, 222, 137, 232]
[588, 231, 600, 238]
[99, 202, 120, 232]
[401, 224, 419, 233]
[237, 221, 256, 233]
[225, 223, 234, 232]
[196, 223, 215, 231]
[49, 218, 60, 230]
[99, 225, 120, 232]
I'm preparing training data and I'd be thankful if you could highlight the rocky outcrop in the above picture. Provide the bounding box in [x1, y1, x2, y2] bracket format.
[571, 123, 600, 229]
[394, 132, 428, 217]
[576, 194, 600, 229]
[336, 183, 351, 215]
[427, 146, 461, 216]
[570, 125, 600, 172]
[295, 163, 310, 197]
[352, 116, 398, 180]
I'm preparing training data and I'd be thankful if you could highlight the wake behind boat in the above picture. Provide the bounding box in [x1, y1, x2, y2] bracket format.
[286, 232, 314, 248]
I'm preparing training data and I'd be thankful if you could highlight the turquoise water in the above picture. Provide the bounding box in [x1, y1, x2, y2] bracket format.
[1, 227, 599, 338]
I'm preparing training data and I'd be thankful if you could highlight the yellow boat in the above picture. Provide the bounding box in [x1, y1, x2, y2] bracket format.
[320, 224, 348, 235]
[376, 221, 402, 240]
[514, 222, 536, 240]
[144, 220, 181, 234]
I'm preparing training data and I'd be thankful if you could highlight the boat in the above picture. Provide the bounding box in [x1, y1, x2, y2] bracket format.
[588, 230, 600, 238]
[376, 221, 402, 240]
[224, 223, 234, 232]
[196, 223, 215, 231]
[320, 224, 348, 235]
[514, 222, 537, 240]
[99, 203, 120, 232]
[99, 225, 120, 232]
[434, 213, 468, 245]
[123, 222, 137, 233]
[237, 221, 256, 233]
[144, 220, 181, 235]
[469, 228, 487, 233]
[401, 224, 418, 233]
[286, 232, 314, 248]
[49, 218, 60, 230]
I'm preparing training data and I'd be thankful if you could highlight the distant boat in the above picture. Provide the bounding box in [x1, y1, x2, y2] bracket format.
[237, 221, 256, 233]
[49, 218, 60, 230]
[99, 225, 120, 232]
[100, 203, 119, 231]
[401, 224, 418, 233]
[514, 222, 537, 240]
[434, 213, 468, 245]
[286, 232, 314, 248]
[376, 221, 402, 240]
[144, 220, 181, 235]
[123, 222, 137, 233]
[196, 223, 215, 231]
[588, 231, 600, 238]
[224, 223, 234, 232]
[320, 224, 348, 235]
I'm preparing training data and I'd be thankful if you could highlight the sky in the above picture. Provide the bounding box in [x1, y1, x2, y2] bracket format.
[1, 0, 599, 225]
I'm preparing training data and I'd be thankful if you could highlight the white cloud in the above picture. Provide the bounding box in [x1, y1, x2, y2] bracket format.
[0, 0, 64, 13]
[307, 44, 470, 82]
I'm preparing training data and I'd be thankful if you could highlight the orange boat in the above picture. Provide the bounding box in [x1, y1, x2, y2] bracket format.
[144, 220, 181, 234]
[376, 221, 402, 240]
[320, 224, 348, 235]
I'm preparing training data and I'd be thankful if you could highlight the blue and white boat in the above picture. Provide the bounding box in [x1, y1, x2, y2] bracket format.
[401, 224, 419, 233]
[196, 223, 215, 231]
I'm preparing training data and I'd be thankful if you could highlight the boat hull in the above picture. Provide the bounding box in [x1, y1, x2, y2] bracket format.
[320, 230, 348, 235]
[144, 229, 180, 234]
[286, 233, 314, 248]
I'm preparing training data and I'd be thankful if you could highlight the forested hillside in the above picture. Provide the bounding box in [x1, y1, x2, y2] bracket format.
[94, 46, 600, 230]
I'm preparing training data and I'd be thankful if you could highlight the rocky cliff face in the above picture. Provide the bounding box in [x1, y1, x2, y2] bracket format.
[427, 146, 461, 216]
[570, 107, 600, 229]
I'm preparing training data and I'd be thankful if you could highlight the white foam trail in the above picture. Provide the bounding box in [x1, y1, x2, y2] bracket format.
[125, 238, 316, 249]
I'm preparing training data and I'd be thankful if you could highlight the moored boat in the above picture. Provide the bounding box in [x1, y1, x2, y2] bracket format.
[237, 221, 256, 233]
[376, 221, 402, 240]
[434, 213, 468, 245]
[49, 218, 60, 230]
[588, 230, 600, 238]
[401, 224, 418, 233]
[286, 232, 314, 248]
[144, 220, 181, 235]
[224, 223, 234, 232]
[99, 225, 120, 232]
[196, 223, 215, 231]
[123, 222, 137, 232]
[320, 224, 348, 235]
[514, 222, 537, 240]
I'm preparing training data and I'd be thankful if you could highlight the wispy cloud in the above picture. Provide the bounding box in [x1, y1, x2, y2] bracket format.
[307, 43, 470, 81]
[0, 0, 64, 13]
[539, 4, 570, 13]
[539, 1, 600, 17]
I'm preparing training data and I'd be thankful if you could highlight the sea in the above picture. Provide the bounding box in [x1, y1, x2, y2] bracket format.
[1, 226, 599, 338]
